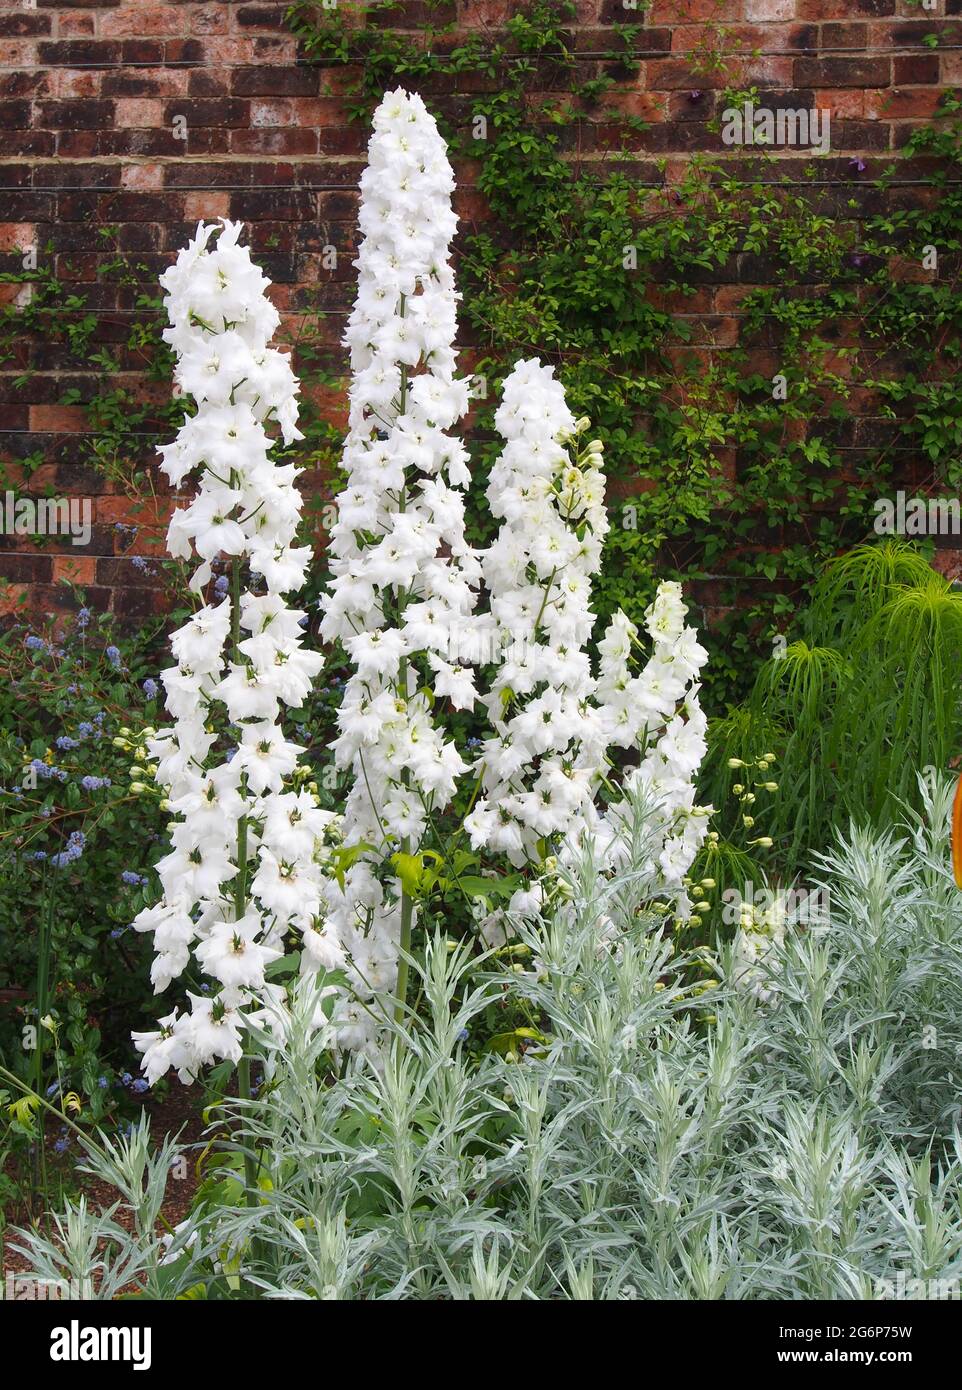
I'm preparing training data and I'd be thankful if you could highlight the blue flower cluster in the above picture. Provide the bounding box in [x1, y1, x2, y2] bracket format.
[50, 829, 86, 869]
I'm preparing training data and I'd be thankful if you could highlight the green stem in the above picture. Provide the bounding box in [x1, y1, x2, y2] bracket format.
[230, 556, 259, 1215]
[395, 864, 414, 1027]
[393, 331, 415, 1028]
[31, 876, 54, 1213]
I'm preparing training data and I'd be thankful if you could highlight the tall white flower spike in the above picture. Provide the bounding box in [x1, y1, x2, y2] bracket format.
[133, 220, 335, 1085]
[315, 89, 482, 1054]
[466, 359, 712, 936]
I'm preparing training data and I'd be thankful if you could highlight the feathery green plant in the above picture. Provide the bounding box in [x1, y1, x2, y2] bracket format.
[703, 541, 962, 872]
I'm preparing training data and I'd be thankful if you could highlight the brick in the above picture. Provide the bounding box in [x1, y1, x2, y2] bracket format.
[821, 23, 868, 47]
[163, 98, 248, 127]
[35, 100, 116, 131]
[797, 0, 892, 13]
[0, 14, 51, 38]
[649, 0, 738, 18]
[121, 163, 166, 191]
[28, 406, 89, 433]
[745, 0, 794, 18]
[58, 14, 96, 39]
[184, 190, 231, 221]
[112, 586, 168, 617]
[114, 98, 165, 129]
[231, 66, 320, 97]
[815, 89, 866, 120]
[37, 41, 122, 67]
[0, 555, 53, 584]
[795, 57, 892, 87]
[0, 101, 32, 130]
[52, 555, 97, 585]
[893, 55, 940, 86]
[866, 87, 943, 120]
[235, 5, 291, 28]
[102, 71, 189, 98]
[229, 127, 319, 155]
[100, 6, 187, 39]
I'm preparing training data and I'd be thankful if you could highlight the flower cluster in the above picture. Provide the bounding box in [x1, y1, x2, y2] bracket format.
[133, 220, 334, 1085]
[462, 358, 710, 933]
[589, 583, 712, 916]
[315, 89, 482, 1052]
[465, 359, 610, 870]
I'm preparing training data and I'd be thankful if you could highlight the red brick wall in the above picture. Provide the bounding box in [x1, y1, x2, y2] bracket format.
[0, 0, 957, 622]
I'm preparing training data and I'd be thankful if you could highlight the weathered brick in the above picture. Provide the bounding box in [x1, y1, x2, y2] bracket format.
[0, 554, 54, 584]
[35, 99, 116, 130]
[231, 66, 320, 96]
[0, 14, 52, 38]
[795, 57, 892, 87]
[51, 555, 98, 585]
[37, 40, 122, 67]
[893, 54, 940, 86]
[163, 97, 249, 126]
[100, 6, 187, 39]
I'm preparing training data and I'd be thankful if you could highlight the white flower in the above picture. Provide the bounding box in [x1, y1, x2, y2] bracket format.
[195, 910, 284, 991]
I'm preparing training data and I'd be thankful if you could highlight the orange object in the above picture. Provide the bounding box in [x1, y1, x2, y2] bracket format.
[953, 774, 962, 889]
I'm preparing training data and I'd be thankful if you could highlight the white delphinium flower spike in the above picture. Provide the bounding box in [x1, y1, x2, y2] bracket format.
[465, 359, 609, 877]
[133, 220, 336, 1085]
[316, 89, 483, 1052]
[468, 358, 712, 939]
